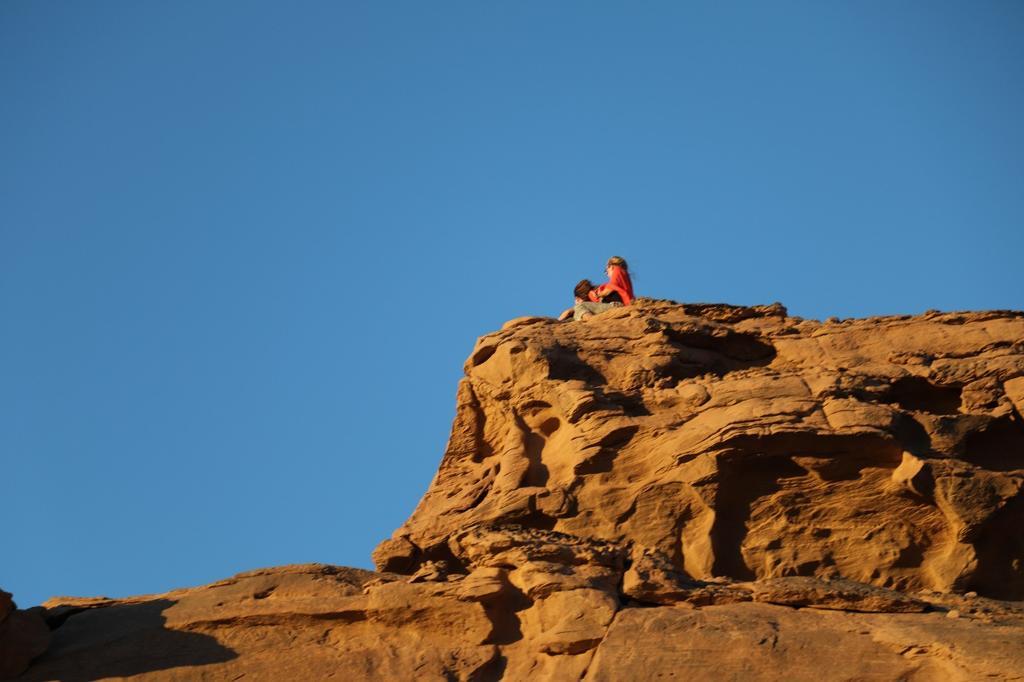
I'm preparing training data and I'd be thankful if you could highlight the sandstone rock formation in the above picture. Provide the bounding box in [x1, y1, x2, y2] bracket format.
[17, 558, 1024, 681]
[14, 301, 1024, 680]
[0, 589, 50, 679]
[376, 301, 1024, 600]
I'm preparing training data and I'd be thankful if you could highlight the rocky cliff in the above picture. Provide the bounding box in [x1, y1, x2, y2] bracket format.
[7, 300, 1024, 680]
[376, 300, 1024, 599]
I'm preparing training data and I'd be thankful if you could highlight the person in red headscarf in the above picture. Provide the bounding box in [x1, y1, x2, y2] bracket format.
[591, 256, 634, 306]
[558, 257, 635, 321]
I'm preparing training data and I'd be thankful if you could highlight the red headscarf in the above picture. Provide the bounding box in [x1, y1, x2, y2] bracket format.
[590, 265, 634, 305]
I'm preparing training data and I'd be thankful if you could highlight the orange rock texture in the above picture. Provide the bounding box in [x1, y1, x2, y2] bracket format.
[376, 301, 1024, 599]
[10, 301, 1024, 680]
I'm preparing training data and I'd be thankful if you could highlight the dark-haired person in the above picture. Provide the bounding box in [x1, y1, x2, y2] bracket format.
[558, 278, 623, 321]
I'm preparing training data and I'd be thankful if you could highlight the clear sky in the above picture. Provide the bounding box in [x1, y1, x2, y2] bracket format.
[2, 1, 1021, 607]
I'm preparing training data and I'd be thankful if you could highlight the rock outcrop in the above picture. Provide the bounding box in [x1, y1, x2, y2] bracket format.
[376, 301, 1024, 600]
[19, 559, 1024, 681]
[0, 589, 50, 679]
[14, 301, 1024, 680]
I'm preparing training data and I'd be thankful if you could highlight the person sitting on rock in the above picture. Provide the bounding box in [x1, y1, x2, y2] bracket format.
[558, 256, 636, 321]
[559, 278, 624, 321]
[594, 256, 634, 306]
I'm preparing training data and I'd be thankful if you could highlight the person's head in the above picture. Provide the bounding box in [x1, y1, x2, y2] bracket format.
[574, 279, 594, 301]
[606, 256, 628, 277]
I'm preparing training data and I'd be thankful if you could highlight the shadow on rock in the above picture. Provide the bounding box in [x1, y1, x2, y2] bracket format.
[19, 599, 236, 681]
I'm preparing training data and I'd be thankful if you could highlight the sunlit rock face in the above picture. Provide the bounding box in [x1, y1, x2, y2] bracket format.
[376, 300, 1024, 599]
[15, 301, 1024, 681]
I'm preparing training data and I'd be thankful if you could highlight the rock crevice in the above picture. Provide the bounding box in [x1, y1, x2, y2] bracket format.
[378, 300, 1024, 602]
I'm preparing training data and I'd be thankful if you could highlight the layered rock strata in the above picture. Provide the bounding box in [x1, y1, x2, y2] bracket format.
[18, 545, 1024, 681]
[13, 301, 1024, 680]
[376, 301, 1024, 600]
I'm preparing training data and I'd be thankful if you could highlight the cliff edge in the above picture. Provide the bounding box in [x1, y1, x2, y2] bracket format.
[376, 300, 1024, 599]
[8, 300, 1024, 681]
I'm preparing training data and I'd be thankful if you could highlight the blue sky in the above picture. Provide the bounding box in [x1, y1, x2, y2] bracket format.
[2, 1, 1021, 607]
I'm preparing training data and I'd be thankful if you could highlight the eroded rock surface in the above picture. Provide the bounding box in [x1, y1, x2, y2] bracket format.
[18, 301, 1024, 680]
[19, 539, 1024, 681]
[377, 301, 1024, 600]
[21, 565, 498, 682]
